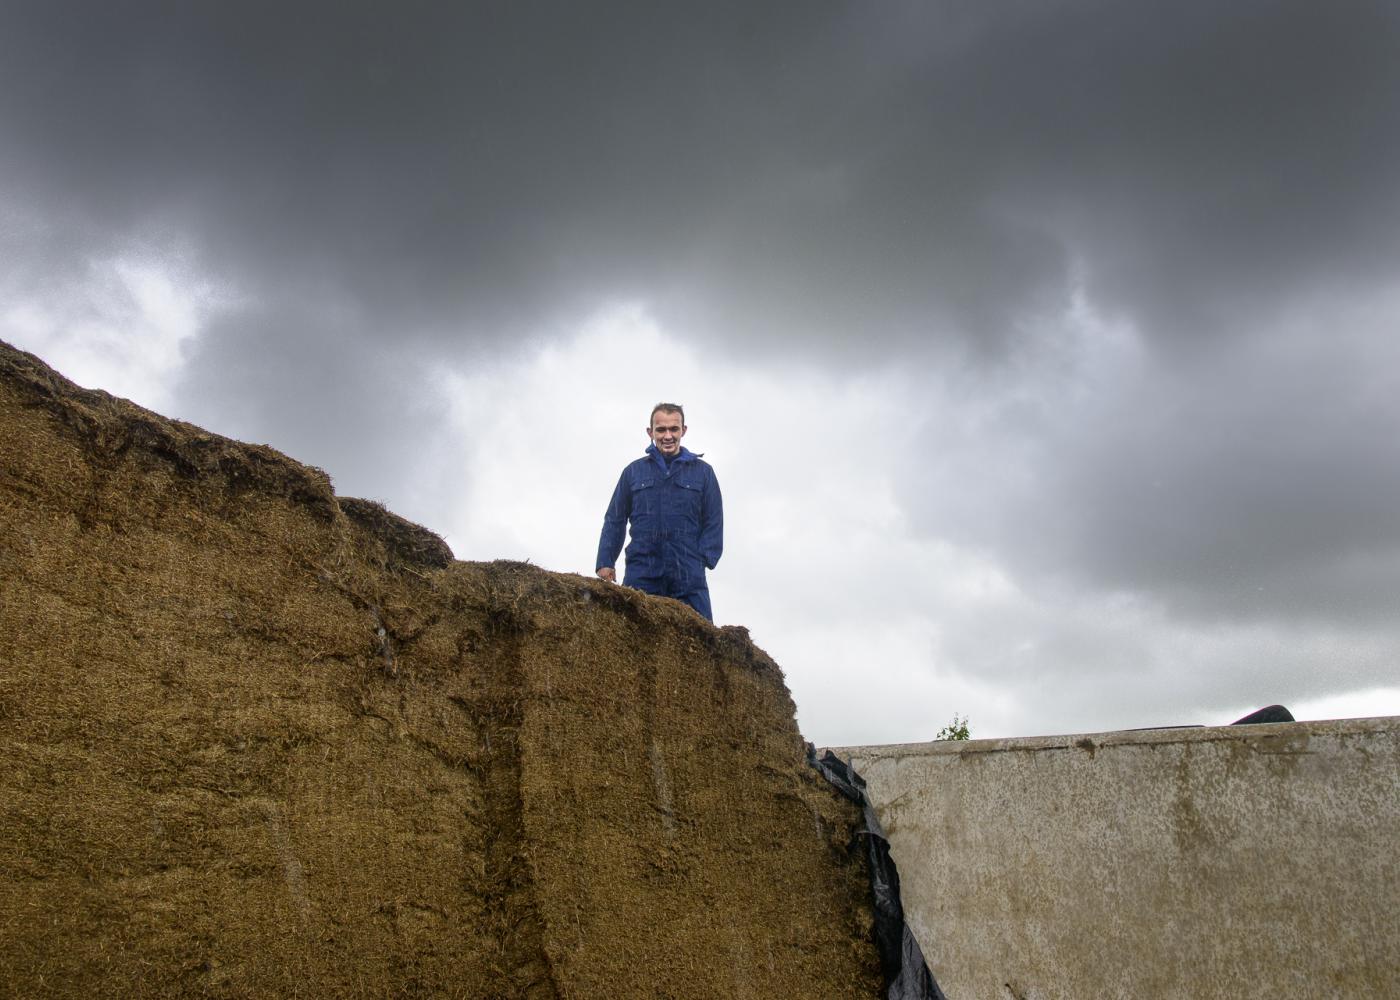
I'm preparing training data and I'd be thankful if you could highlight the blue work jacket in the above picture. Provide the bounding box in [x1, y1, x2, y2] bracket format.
[596, 445, 723, 595]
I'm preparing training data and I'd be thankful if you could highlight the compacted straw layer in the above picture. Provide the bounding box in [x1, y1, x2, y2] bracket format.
[0, 340, 882, 999]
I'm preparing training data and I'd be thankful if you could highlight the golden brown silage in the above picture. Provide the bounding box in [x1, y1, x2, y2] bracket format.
[0, 339, 882, 1000]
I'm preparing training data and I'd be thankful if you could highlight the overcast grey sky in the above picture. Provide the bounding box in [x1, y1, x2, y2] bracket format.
[4, 0, 1397, 743]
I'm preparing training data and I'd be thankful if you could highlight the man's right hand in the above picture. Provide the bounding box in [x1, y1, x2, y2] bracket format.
[597, 567, 616, 582]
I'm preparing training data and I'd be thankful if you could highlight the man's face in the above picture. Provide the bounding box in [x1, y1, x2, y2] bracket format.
[647, 411, 686, 456]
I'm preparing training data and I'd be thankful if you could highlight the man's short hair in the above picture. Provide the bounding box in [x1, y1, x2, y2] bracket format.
[650, 402, 685, 427]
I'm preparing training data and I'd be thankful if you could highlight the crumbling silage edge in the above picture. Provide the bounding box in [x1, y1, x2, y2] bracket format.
[0, 338, 339, 519]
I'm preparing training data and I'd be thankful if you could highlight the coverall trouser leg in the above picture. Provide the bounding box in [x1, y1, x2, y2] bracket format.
[624, 577, 713, 622]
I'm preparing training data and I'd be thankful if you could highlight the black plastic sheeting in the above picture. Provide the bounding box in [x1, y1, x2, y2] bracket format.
[808, 746, 948, 1000]
[1231, 704, 1295, 725]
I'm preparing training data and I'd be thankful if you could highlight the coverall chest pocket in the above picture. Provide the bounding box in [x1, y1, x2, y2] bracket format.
[629, 479, 656, 517]
[675, 478, 703, 521]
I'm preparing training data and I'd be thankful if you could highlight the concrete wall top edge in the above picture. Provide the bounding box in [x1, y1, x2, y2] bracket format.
[826, 714, 1399, 762]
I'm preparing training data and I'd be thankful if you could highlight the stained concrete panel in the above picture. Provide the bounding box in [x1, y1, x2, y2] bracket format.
[837, 717, 1399, 999]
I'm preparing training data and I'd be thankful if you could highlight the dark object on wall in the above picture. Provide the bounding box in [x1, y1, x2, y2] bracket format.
[810, 746, 949, 1000]
[1232, 705, 1295, 725]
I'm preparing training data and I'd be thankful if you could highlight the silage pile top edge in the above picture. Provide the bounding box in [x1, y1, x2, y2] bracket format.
[0, 337, 464, 570]
[1, 338, 763, 656]
[1, 338, 339, 518]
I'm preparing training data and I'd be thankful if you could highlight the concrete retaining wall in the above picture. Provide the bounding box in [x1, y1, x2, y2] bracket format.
[837, 717, 1399, 999]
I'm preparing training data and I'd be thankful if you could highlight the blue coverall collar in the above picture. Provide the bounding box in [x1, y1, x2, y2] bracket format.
[645, 443, 696, 471]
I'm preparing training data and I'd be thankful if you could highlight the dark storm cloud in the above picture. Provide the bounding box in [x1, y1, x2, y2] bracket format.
[171, 297, 455, 508]
[3, 1, 1396, 356]
[1042, 328, 1400, 624]
[909, 313, 1400, 629]
[1, 1, 820, 339]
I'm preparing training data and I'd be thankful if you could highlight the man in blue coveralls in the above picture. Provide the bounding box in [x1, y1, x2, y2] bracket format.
[596, 403, 723, 621]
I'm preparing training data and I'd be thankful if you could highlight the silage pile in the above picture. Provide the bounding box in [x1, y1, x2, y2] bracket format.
[0, 339, 882, 999]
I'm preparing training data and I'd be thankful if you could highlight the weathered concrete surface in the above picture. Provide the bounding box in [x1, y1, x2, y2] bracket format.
[837, 717, 1400, 999]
